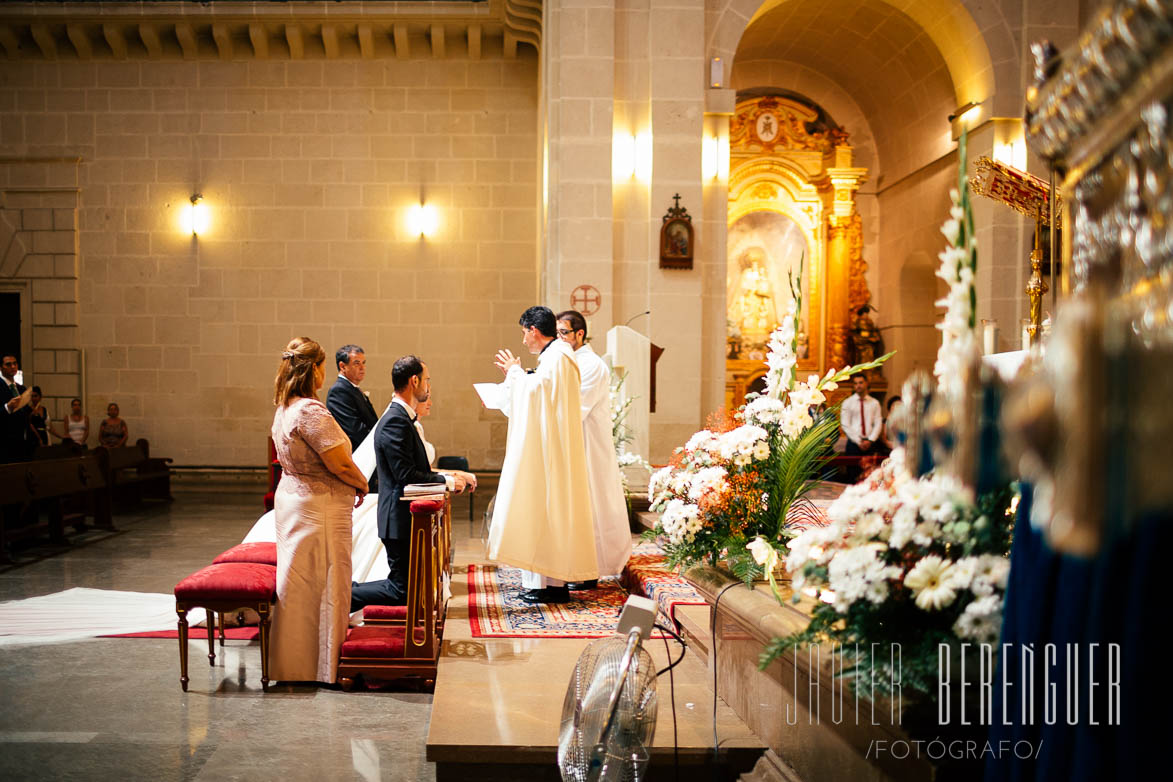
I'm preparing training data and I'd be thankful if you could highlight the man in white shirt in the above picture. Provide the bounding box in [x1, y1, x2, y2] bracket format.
[555, 310, 632, 590]
[489, 306, 598, 604]
[840, 373, 882, 455]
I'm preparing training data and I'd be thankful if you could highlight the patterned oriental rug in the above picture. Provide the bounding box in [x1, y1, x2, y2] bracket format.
[620, 542, 708, 625]
[467, 563, 668, 639]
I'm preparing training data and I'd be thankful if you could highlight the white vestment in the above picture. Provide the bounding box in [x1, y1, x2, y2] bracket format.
[488, 339, 598, 583]
[574, 344, 632, 577]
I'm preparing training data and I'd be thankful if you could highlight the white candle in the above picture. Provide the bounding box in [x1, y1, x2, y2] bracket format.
[982, 320, 997, 355]
[1021, 319, 1031, 351]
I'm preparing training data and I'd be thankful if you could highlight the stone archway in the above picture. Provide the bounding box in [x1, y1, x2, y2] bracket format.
[707, 0, 1002, 110]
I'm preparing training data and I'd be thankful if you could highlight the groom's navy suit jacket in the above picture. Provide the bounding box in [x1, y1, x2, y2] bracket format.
[374, 402, 445, 541]
[326, 375, 379, 452]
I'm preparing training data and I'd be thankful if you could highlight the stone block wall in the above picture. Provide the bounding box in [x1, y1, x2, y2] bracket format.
[0, 57, 539, 466]
[0, 158, 82, 423]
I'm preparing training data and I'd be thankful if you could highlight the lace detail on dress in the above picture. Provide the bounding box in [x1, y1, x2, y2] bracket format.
[272, 397, 352, 498]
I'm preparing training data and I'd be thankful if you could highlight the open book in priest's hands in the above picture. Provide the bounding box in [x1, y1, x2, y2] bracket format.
[400, 483, 447, 502]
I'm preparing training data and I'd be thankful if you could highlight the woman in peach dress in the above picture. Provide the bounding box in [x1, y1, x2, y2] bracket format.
[270, 337, 368, 684]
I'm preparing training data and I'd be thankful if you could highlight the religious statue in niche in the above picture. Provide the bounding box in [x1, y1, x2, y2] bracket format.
[849, 303, 884, 374]
[729, 247, 779, 347]
[659, 193, 694, 269]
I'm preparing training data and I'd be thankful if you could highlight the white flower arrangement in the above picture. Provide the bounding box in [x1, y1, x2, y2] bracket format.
[933, 137, 979, 404]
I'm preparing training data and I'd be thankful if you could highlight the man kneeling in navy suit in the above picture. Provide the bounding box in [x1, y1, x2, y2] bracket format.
[350, 355, 473, 610]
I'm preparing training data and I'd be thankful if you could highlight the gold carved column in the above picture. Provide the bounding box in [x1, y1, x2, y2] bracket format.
[824, 148, 868, 372]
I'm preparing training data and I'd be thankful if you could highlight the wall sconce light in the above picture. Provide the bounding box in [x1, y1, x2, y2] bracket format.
[181, 194, 209, 236]
[992, 120, 1028, 171]
[612, 132, 636, 180]
[710, 57, 724, 89]
[613, 130, 652, 182]
[702, 134, 730, 180]
[947, 101, 982, 123]
[407, 203, 438, 238]
[993, 138, 1027, 170]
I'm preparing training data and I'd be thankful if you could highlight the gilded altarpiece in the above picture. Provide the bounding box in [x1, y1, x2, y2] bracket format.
[725, 95, 876, 410]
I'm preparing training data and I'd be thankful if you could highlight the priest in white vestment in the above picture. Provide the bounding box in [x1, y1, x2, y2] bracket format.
[488, 306, 598, 604]
[555, 309, 632, 588]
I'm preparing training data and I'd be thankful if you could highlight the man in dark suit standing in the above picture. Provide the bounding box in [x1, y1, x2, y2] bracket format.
[326, 344, 379, 451]
[327, 344, 380, 492]
[350, 355, 474, 611]
[1, 354, 31, 464]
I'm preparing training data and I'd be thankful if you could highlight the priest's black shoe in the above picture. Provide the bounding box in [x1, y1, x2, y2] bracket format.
[520, 586, 571, 604]
[567, 580, 598, 591]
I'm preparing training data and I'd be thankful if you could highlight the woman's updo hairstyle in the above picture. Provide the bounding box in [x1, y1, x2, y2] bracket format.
[273, 337, 326, 406]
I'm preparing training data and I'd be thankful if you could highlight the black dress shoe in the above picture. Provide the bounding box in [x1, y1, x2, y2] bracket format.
[520, 585, 571, 604]
[566, 580, 599, 591]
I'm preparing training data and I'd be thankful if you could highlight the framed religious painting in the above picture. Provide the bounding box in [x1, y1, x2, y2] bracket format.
[659, 193, 694, 269]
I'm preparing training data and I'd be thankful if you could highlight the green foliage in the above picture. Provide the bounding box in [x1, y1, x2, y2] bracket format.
[771, 409, 840, 528]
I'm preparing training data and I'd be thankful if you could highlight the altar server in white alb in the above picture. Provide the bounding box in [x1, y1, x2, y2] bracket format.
[488, 306, 598, 604]
[555, 309, 632, 590]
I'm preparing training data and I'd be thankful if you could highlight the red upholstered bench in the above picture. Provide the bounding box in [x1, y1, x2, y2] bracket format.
[207, 542, 280, 644]
[174, 562, 277, 692]
[339, 497, 447, 690]
[213, 542, 278, 566]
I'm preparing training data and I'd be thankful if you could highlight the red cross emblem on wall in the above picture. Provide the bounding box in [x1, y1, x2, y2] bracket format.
[570, 284, 601, 316]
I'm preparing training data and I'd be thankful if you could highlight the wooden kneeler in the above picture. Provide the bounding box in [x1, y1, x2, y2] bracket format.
[174, 562, 277, 692]
[339, 497, 448, 690]
[362, 495, 454, 630]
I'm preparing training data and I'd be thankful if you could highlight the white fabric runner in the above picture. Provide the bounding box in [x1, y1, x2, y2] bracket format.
[0, 587, 206, 647]
[0, 406, 395, 647]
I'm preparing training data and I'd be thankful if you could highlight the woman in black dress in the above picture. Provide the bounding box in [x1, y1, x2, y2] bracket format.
[26, 386, 48, 449]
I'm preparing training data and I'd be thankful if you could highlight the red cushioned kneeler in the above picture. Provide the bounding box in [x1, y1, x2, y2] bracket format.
[174, 562, 277, 692]
[213, 542, 279, 567]
[340, 625, 408, 657]
[362, 604, 408, 624]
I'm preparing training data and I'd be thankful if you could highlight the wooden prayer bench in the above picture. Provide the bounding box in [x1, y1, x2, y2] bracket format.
[338, 496, 449, 691]
[0, 453, 113, 561]
[95, 438, 173, 506]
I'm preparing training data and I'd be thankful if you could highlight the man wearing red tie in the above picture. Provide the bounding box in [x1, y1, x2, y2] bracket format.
[840, 373, 882, 456]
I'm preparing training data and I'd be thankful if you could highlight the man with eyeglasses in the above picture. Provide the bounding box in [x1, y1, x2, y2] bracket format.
[554, 310, 632, 591]
[487, 306, 598, 604]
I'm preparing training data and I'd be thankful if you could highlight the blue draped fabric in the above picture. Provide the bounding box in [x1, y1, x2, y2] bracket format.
[987, 484, 1164, 780]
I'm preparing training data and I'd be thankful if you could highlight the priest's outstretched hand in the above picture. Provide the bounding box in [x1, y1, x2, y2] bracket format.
[494, 349, 521, 375]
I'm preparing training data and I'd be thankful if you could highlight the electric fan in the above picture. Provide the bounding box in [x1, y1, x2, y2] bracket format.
[557, 595, 659, 782]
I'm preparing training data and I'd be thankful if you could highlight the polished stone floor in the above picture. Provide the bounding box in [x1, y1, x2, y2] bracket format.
[1, 485, 761, 781]
[0, 491, 437, 782]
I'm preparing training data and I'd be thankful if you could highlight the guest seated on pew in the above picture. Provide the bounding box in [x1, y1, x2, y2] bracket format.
[54, 398, 89, 447]
[270, 337, 369, 685]
[26, 387, 48, 449]
[98, 403, 129, 449]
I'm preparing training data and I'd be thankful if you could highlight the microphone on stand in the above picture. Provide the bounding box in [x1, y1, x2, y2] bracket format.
[624, 310, 650, 327]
